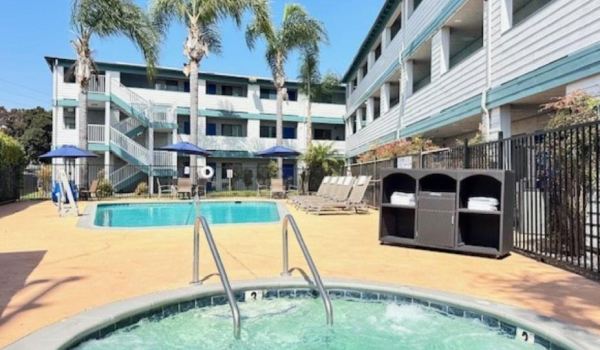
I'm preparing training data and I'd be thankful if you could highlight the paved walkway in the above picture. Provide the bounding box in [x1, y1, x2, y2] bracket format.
[0, 199, 599, 347]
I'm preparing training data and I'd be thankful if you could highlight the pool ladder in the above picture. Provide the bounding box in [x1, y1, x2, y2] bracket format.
[191, 214, 333, 339]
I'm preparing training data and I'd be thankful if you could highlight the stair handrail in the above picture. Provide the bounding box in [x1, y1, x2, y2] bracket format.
[109, 127, 149, 164]
[110, 79, 154, 124]
[192, 216, 242, 339]
[281, 214, 333, 325]
[114, 117, 143, 134]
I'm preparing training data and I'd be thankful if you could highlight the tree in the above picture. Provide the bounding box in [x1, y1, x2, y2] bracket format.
[151, 0, 270, 184]
[298, 46, 339, 146]
[71, 0, 160, 184]
[246, 3, 328, 179]
[300, 142, 343, 192]
[0, 107, 52, 164]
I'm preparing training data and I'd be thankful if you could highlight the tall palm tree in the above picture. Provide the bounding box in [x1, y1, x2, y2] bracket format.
[71, 0, 159, 185]
[246, 3, 328, 179]
[298, 45, 340, 146]
[150, 0, 270, 184]
[300, 142, 341, 192]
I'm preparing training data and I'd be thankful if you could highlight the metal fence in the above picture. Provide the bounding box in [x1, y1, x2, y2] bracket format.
[17, 163, 336, 201]
[0, 165, 21, 203]
[351, 123, 600, 279]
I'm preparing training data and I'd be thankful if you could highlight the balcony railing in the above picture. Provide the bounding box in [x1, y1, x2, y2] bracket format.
[89, 75, 106, 93]
[88, 124, 105, 143]
[153, 151, 174, 166]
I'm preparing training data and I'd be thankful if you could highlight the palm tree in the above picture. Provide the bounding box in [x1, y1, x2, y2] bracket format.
[71, 0, 159, 185]
[298, 45, 340, 146]
[300, 142, 342, 192]
[246, 3, 328, 179]
[150, 0, 270, 184]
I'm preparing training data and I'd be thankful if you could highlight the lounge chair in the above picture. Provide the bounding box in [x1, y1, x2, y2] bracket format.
[176, 178, 193, 199]
[299, 176, 355, 211]
[79, 179, 99, 201]
[287, 176, 330, 204]
[270, 179, 286, 198]
[305, 175, 372, 215]
[294, 176, 343, 208]
[157, 178, 175, 199]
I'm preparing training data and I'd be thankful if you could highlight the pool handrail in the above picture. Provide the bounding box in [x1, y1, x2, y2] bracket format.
[281, 214, 334, 325]
[192, 217, 241, 339]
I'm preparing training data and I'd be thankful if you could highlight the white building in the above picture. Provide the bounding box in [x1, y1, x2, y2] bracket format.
[343, 0, 600, 159]
[45, 57, 346, 192]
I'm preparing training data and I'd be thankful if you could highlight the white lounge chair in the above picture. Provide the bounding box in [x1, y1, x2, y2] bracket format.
[305, 175, 372, 215]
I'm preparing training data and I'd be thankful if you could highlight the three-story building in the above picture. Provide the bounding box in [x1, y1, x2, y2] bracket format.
[343, 0, 600, 159]
[46, 57, 346, 192]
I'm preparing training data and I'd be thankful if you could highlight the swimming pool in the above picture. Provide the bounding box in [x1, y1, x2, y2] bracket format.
[92, 201, 281, 228]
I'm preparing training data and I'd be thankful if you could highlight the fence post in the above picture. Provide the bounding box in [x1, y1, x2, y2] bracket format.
[497, 131, 504, 170]
[463, 138, 470, 169]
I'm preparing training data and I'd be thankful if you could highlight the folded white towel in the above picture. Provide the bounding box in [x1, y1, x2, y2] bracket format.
[468, 202, 498, 211]
[468, 197, 499, 206]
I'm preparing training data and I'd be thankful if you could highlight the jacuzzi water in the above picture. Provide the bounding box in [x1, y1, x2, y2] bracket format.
[93, 202, 280, 227]
[74, 297, 545, 350]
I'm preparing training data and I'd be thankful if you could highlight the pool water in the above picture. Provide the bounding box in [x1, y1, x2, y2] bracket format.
[93, 202, 280, 228]
[74, 298, 545, 350]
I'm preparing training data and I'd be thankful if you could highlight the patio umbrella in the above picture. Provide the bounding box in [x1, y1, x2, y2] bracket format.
[39, 145, 98, 159]
[160, 141, 212, 156]
[256, 145, 301, 158]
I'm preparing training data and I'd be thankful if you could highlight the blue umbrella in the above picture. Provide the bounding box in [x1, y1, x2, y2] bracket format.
[160, 141, 212, 156]
[257, 146, 301, 158]
[39, 145, 98, 159]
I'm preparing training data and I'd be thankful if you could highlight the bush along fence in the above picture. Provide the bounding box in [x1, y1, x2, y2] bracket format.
[350, 121, 600, 280]
[0, 132, 25, 204]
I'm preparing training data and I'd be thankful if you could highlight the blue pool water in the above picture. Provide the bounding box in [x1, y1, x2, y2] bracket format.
[93, 202, 280, 228]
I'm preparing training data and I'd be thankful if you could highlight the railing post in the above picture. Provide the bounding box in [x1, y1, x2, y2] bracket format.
[281, 216, 291, 277]
[463, 138, 470, 169]
[191, 218, 201, 285]
[497, 131, 504, 170]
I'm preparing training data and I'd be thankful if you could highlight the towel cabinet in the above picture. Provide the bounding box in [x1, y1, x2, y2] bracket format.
[379, 169, 515, 258]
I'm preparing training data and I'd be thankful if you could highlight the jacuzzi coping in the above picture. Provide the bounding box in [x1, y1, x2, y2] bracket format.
[4, 277, 600, 350]
[77, 199, 289, 230]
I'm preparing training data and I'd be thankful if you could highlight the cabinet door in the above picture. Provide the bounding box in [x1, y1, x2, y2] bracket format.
[416, 210, 455, 247]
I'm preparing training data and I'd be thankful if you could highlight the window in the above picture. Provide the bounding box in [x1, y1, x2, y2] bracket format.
[221, 85, 245, 97]
[260, 87, 277, 100]
[513, 0, 553, 27]
[361, 62, 369, 77]
[390, 14, 402, 39]
[206, 123, 217, 136]
[63, 107, 76, 129]
[206, 83, 217, 95]
[283, 127, 296, 139]
[63, 70, 76, 83]
[351, 78, 358, 92]
[287, 89, 298, 101]
[260, 125, 276, 138]
[374, 44, 382, 61]
[221, 163, 242, 179]
[166, 80, 179, 91]
[314, 128, 332, 140]
[178, 121, 190, 135]
[184, 81, 190, 93]
[414, 0, 423, 11]
[374, 98, 381, 120]
[221, 124, 243, 137]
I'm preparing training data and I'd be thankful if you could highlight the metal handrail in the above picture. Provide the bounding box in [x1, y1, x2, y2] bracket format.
[281, 214, 333, 325]
[192, 216, 241, 339]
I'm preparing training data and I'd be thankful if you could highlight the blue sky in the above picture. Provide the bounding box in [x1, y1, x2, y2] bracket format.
[0, 0, 383, 110]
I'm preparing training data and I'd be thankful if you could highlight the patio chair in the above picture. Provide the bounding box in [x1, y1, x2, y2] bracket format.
[295, 176, 344, 208]
[305, 175, 372, 215]
[270, 179, 286, 199]
[196, 178, 207, 199]
[299, 176, 355, 211]
[176, 178, 193, 199]
[79, 179, 99, 201]
[256, 179, 269, 197]
[157, 178, 175, 199]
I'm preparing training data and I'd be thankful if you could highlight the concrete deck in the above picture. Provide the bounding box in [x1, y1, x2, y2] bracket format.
[0, 199, 599, 348]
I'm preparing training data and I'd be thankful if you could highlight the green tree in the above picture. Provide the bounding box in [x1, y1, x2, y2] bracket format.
[150, 0, 270, 184]
[71, 0, 160, 183]
[298, 45, 339, 146]
[300, 142, 343, 192]
[0, 107, 52, 163]
[246, 3, 328, 178]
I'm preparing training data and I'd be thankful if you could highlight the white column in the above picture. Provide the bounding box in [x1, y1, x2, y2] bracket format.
[381, 83, 391, 114]
[198, 116, 206, 137]
[405, 60, 414, 97]
[500, 0, 513, 33]
[345, 117, 352, 136]
[103, 151, 110, 180]
[440, 27, 451, 76]
[488, 105, 512, 140]
[382, 27, 392, 49]
[366, 98, 375, 123]
[247, 119, 260, 138]
[171, 127, 178, 172]
[147, 127, 154, 194]
[356, 108, 363, 131]
[406, 0, 414, 19]
[368, 51, 376, 69]
[358, 67, 364, 84]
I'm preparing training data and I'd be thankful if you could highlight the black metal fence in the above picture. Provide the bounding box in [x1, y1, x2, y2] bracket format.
[0, 164, 21, 203]
[351, 122, 600, 280]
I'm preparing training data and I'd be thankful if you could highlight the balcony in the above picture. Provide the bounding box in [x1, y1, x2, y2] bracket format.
[88, 124, 105, 143]
[89, 75, 106, 93]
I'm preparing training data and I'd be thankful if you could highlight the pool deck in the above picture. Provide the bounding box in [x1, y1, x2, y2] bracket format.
[0, 199, 599, 348]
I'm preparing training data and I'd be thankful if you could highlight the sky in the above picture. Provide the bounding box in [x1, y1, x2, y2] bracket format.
[0, 0, 384, 110]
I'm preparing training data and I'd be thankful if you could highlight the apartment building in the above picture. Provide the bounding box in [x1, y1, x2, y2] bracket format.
[46, 57, 346, 192]
[343, 0, 600, 159]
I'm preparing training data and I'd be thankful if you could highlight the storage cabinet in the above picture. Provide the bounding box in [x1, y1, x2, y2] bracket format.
[379, 169, 515, 258]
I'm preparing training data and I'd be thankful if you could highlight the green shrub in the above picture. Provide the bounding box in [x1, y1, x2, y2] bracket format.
[96, 179, 114, 198]
[134, 182, 148, 196]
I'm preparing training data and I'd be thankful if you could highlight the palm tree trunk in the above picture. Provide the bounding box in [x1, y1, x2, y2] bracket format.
[189, 61, 199, 185]
[276, 85, 284, 180]
[306, 99, 312, 146]
[78, 87, 88, 187]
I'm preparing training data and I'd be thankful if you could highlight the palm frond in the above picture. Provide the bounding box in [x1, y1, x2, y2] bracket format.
[149, 0, 186, 37]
